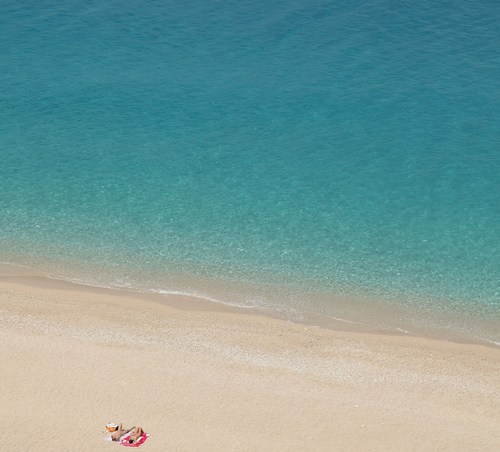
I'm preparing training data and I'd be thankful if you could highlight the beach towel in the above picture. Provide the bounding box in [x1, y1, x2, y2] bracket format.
[120, 432, 150, 447]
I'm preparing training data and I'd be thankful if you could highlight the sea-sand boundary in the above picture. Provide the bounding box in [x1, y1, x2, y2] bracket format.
[1, 261, 498, 347]
[0, 264, 499, 450]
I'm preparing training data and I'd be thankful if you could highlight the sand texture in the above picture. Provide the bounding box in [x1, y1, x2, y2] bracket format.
[0, 275, 499, 451]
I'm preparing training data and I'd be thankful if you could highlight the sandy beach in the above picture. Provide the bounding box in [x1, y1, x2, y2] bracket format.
[0, 269, 499, 451]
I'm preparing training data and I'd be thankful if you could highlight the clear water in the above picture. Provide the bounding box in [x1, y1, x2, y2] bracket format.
[1, 0, 499, 340]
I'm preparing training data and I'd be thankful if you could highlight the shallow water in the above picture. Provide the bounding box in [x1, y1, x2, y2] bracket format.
[0, 0, 499, 341]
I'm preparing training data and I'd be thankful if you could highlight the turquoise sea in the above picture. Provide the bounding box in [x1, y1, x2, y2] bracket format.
[1, 0, 499, 343]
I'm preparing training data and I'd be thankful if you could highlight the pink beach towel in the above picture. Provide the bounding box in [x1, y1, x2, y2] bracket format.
[120, 432, 150, 447]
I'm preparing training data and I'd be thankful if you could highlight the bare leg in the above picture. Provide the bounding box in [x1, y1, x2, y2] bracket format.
[128, 426, 144, 443]
[112, 424, 133, 441]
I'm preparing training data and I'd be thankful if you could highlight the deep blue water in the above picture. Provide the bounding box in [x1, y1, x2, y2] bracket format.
[1, 0, 499, 339]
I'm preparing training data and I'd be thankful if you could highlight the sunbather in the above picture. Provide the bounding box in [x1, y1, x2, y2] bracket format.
[106, 423, 144, 443]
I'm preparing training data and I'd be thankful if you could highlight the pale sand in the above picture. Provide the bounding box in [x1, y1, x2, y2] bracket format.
[0, 273, 499, 451]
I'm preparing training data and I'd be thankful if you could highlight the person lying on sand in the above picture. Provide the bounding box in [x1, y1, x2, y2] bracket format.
[105, 423, 144, 443]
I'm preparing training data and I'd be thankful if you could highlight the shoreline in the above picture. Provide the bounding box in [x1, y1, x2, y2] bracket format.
[1, 268, 499, 450]
[0, 262, 498, 348]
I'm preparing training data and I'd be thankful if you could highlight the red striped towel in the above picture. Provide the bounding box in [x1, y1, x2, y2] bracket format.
[120, 432, 150, 447]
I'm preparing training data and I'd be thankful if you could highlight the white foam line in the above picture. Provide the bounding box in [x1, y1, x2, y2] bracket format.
[473, 336, 500, 348]
[325, 315, 365, 325]
[395, 327, 412, 334]
[38, 274, 261, 311]
[154, 289, 254, 309]
[155, 288, 228, 303]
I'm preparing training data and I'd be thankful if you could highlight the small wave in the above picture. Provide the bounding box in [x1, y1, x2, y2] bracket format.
[153, 288, 255, 309]
[43, 273, 268, 312]
[395, 327, 412, 334]
[474, 336, 500, 348]
[325, 314, 365, 326]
